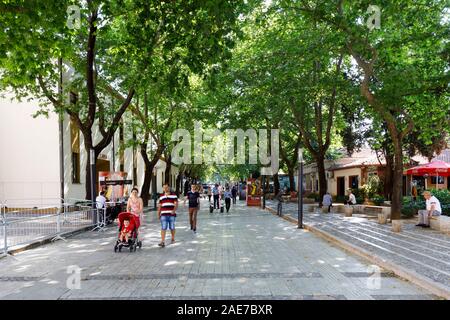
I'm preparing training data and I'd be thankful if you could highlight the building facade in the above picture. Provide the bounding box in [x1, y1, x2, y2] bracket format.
[0, 91, 178, 207]
[302, 148, 450, 198]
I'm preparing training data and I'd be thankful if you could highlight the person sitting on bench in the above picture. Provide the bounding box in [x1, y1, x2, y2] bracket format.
[416, 191, 441, 228]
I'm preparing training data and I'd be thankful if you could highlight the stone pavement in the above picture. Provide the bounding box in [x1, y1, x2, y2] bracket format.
[0, 200, 437, 300]
[265, 200, 450, 299]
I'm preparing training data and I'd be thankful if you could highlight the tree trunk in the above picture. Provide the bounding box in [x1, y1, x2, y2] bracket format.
[82, 132, 95, 200]
[175, 173, 182, 197]
[273, 173, 280, 195]
[140, 141, 164, 207]
[316, 152, 327, 207]
[140, 163, 153, 207]
[164, 154, 172, 185]
[383, 152, 394, 201]
[391, 145, 404, 220]
[288, 168, 296, 192]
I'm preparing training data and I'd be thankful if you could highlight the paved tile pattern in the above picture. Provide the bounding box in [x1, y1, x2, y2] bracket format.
[0, 200, 437, 300]
[266, 201, 450, 294]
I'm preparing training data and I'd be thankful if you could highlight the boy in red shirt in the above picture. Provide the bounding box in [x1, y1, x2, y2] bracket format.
[119, 218, 132, 243]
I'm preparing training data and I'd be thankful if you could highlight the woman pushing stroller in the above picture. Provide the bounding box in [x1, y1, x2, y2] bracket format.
[127, 187, 143, 242]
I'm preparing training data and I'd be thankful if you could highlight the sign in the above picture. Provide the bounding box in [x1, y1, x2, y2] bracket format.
[246, 177, 262, 207]
[100, 180, 133, 186]
[98, 172, 130, 201]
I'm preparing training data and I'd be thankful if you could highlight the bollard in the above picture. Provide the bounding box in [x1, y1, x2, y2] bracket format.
[378, 213, 387, 224]
[344, 206, 353, 217]
[392, 220, 402, 232]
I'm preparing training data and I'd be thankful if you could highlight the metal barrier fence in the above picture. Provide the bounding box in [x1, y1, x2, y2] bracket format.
[0, 199, 102, 256]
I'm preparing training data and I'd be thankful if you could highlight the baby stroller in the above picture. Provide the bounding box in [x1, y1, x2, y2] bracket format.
[114, 212, 142, 252]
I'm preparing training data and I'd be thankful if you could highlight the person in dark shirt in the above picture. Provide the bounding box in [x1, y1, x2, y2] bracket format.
[231, 185, 237, 205]
[224, 187, 232, 213]
[212, 184, 220, 209]
[185, 184, 201, 233]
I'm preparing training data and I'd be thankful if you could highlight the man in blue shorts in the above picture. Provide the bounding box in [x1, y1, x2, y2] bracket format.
[157, 184, 178, 247]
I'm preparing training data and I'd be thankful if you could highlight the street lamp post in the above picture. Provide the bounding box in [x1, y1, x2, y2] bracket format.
[298, 148, 304, 229]
[262, 175, 266, 209]
[90, 149, 97, 225]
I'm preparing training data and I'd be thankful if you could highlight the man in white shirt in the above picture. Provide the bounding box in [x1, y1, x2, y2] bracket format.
[346, 189, 356, 205]
[96, 191, 107, 209]
[416, 191, 442, 228]
[96, 191, 108, 224]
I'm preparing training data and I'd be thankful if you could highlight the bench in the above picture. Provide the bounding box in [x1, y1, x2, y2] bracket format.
[429, 215, 450, 233]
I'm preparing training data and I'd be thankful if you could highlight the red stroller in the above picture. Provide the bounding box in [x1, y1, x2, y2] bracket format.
[114, 212, 142, 252]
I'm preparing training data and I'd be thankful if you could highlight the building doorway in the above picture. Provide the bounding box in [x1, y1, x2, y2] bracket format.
[337, 177, 345, 197]
[96, 159, 110, 188]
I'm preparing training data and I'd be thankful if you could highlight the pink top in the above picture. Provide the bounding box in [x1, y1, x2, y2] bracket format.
[129, 198, 141, 216]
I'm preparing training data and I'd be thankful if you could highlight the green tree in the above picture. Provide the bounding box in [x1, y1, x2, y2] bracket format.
[279, 0, 450, 219]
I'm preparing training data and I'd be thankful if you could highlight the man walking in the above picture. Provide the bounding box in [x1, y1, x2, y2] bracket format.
[158, 184, 178, 247]
[416, 191, 441, 228]
[212, 184, 220, 209]
[231, 185, 237, 205]
[322, 192, 333, 213]
[224, 187, 232, 213]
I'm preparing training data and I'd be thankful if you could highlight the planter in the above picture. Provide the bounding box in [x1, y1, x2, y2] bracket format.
[321, 206, 329, 213]
[392, 220, 402, 232]
[378, 213, 388, 224]
[308, 205, 316, 212]
[343, 206, 353, 217]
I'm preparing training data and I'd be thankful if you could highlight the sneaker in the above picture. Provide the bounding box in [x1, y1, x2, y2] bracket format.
[416, 223, 425, 227]
[158, 242, 165, 247]
[193, 228, 196, 233]
[422, 225, 430, 228]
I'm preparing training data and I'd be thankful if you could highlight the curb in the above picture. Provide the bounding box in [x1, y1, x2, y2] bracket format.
[265, 206, 449, 300]
[1, 225, 97, 258]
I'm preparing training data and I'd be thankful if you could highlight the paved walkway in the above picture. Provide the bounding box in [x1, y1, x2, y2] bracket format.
[265, 200, 450, 298]
[0, 200, 437, 300]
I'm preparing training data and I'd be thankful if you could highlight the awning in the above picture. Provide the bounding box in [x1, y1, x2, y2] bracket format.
[404, 160, 450, 177]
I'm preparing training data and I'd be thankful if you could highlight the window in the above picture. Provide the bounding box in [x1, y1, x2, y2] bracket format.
[431, 176, 445, 184]
[71, 152, 80, 184]
[349, 175, 359, 189]
[70, 118, 80, 183]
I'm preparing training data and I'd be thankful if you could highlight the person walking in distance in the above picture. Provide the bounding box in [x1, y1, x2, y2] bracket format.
[322, 192, 332, 213]
[231, 185, 237, 205]
[185, 184, 201, 233]
[157, 184, 178, 247]
[207, 185, 212, 203]
[212, 184, 220, 209]
[224, 187, 232, 213]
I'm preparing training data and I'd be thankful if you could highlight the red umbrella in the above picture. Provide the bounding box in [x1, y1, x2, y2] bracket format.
[404, 160, 450, 177]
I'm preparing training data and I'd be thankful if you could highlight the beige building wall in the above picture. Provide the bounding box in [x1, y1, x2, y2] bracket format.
[329, 168, 362, 196]
[0, 92, 178, 206]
